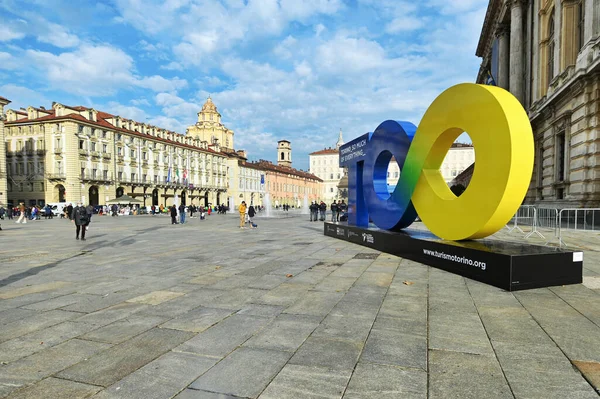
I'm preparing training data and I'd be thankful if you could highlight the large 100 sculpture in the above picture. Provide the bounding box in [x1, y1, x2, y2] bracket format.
[339, 83, 534, 241]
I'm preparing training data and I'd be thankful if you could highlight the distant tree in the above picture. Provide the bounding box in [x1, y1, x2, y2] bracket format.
[450, 184, 466, 197]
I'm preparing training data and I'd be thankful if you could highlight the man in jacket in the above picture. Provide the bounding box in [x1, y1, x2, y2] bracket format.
[248, 204, 256, 228]
[330, 201, 337, 222]
[170, 204, 178, 224]
[239, 201, 247, 228]
[71, 202, 88, 241]
[179, 203, 186, 224]
[319, 201, 326, 221]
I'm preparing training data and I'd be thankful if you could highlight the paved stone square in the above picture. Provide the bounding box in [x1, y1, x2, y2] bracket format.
[0, 212, 600, 398]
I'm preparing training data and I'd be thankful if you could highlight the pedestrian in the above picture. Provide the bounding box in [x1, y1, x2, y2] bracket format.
[0, 206, 5, 221]
[15, 202, 27, 224]
[85, 204, 94, 231]
[239, 201, 247, 229]
[71, 202, 89, 241]
[7, 206, 13, 220]
[319, 201, 326, 221]
[330, 200, 338, 222]
[179, 203, 186, 224]
[111, 204, 118, 217]
[248, 204, 256, 228]
[170, 204, 178, 225]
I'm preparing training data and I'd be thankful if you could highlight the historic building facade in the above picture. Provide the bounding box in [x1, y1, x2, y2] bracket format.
[4, 101, 228, 207]
[309, 130, 345, 202]
[225, 150, 265, 208]
[476, 0, 600, 207]
[0, 96, 9, 208]
[186, 97, 234, 151]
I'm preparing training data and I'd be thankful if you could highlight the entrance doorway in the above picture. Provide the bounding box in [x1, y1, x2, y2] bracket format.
[152, 189, 159, 206]
[116, 187, 124, 198]
[89, 186, 99, 206]
[181, 191, 187, 206]
[55, 184, 66, 203]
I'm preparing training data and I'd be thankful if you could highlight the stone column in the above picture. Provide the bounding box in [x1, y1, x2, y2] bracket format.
[0, 98, 9, 208]
[496, 23, 510, 90]
[509, 0, 525, 104]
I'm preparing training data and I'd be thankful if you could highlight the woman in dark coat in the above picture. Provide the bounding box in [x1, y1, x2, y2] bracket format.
[71, 202, 88, 241]
[170, 204, 178, 225]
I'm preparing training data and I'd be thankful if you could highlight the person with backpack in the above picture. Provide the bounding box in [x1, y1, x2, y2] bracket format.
[248, 204, 256, 228]
[71, 202, 89, 241]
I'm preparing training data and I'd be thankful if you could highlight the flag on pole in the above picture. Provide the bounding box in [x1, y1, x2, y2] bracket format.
[167, 167, 171, 183]
[176, 167, 180, 181]
[485, 69, 496, 86]
[183, 169, 188, 180]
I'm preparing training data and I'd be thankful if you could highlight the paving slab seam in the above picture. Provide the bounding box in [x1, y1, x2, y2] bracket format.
[511, 293, 600, 396]
[464, 279, 517, 399]
[547, 287, 600, 329]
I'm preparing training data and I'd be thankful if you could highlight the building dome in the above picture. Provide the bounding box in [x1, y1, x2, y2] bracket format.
[201, 96, 218, 113]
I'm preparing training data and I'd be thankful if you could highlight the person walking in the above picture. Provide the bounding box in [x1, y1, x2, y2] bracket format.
[71, 202, 88, 241]
[170, 204, 178, 225]
[179, 203, 186, 224]
[239, 201, 247, 229]
[248, 204, 256, 228]
[15, 202, 27, 224]
[85, 204, 94, 231]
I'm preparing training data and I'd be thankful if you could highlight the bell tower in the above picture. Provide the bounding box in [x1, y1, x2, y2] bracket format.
[277, 140, 292, 167]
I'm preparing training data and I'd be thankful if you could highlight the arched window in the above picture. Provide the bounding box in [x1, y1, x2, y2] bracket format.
[281, 152, 285, 160]
[547, 14, 555, 88]
[577, 2, 584, 51]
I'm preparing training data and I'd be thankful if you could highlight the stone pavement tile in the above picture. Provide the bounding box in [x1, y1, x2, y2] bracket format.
[429, 313, 494, 356]
[175, 314, 272, 357]
[244, 314, 321, 352]
[387, 279, 428, 297]
[0, 339, 111, 395]
[126, 290, 185, 306]
[329, 266, 368, 279]
[21, 293, 101, 311]
[343, 362, 427, 399]
[210, 275, 260, 290]
[161, 307, 234, 333]
[289, 337, 363, 371]
[6, 377, 101, 399]
[61, 291, 138, 313]
[515, 291, 600, 362]
[247, 275, 287, 290]
[492, 341, 598, 399]
[476, 306, 555, 347]
[286, 270, 331, 286]
[311, 315, 374, 344]
[174, 388, 238, 398]
[94, 351, 218, 399]
[188, 274, 228, 286]
[259, 364, 351, 399]
[140, 289, 227, 318]
[378, 294, 427, 319]
[190, 347, 292, 398]
[0, 308, 37, 325]
[283, 291, 344, 317]
[549, 285, 600, 327]
[361, 329, 427, 370]
[0, 309, 79, 343]
[207, 288, 267, 310]
[428, 350, 512, 399]
[0, 292, 70, 311]
[328, 292, 384, 320]
[372, 316, 426, 337]
[0, 281, 72, 300]
[56, 327, 194, 387]
[238, 263, 285, 277]
[313, 276, 358, 292]
[73, 302, 149, 327]
[572, 361, 600, 392]
[80, 314, 167, 344]
[0, 321, 97, 363]
[255, 283, 313, 306]
[237, 304, 285, 318]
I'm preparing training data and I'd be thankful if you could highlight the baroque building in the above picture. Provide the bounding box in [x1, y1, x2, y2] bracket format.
[476, 0, 600, 207]
[309, 129, 345, 202]
[0, 96, 9, 208]
[4, 101, 228, 207]
[186, 96, 234, 151]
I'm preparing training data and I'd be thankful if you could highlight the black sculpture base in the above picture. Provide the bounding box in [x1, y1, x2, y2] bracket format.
[324, 222, 583, 291]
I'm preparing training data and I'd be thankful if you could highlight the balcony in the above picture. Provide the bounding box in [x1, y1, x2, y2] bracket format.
[79, 149, 88, 156]
[116, 155, 125, 163]
[90, 151, 101, 158]
[102, 153, 111, 160]
[82, 172, 112, 183]
[53, 148, 62, 155]
[36, 149, 46, 156]
[46, 173, 66, 180]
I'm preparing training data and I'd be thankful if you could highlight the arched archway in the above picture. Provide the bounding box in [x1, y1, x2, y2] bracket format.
[55, 184, 66, 203]
[152, 189, 159, 206]
[116, 187, 124, 198]
[204, 192, 209, 207]
[181, 190, 187, 205]
[216, 192, 221, 205]
[89, 186, 99, 206]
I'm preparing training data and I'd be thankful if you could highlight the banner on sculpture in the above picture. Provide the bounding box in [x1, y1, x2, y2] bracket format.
[339, 83, 534, 241]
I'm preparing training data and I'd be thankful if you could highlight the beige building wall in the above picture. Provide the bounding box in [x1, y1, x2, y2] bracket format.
[476, 0, 600, 208]
[0, 97, 9, 208]
[4, 102, 229, 208]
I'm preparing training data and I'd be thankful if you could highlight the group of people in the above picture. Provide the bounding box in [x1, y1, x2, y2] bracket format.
[238, 201, 257, 229]
[167, 203, 216, 225]
[310, 200, 347, 222]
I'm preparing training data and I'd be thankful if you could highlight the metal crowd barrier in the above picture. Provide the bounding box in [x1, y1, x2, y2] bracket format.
[506, 206, 559, 242]
[507, 205, 536, 234]
[556, 208, 600, 247]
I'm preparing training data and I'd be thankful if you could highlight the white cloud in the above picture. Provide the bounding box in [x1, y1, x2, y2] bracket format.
[131, 98, 151, 106]
[0, 52, 20, 70]
[0, 24, 25, 42]
[104, 101, 148, 121]
[35, 20, 80, 48]
[0, 84, 49, 110]
[160, 61, 184, 71]
[385, 16, 424, 33]
[26, 44, 188, 96]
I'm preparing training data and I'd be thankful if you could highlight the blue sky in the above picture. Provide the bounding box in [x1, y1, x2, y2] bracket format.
[0, 0, 488, 171]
